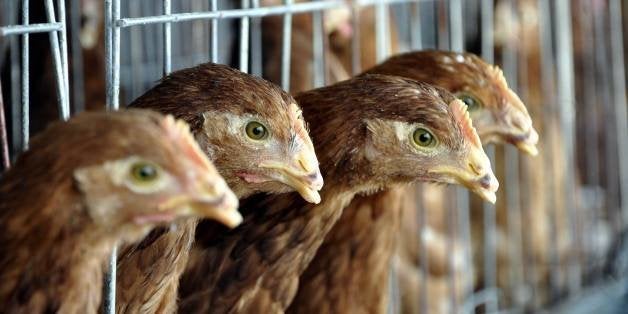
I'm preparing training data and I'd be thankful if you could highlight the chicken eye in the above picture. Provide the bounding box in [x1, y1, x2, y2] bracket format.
[130, 162, 160, 183]
[412, 128, 436, 148]
[245, 121, 269, 140]
[457, 94, 481, 111]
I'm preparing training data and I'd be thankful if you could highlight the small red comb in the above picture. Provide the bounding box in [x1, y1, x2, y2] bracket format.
[451, 99, 482, 148]
[161, 115, 213, 172]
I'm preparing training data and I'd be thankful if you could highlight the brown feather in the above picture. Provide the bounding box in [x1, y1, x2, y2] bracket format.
[116, 63, 318, 314]
[289, 50, 536, 314]
[177, 74, 478, 313]
[0, 110, 222, 313]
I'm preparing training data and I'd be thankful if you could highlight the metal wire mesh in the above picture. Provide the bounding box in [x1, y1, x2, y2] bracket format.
[1, 0, 627, 313]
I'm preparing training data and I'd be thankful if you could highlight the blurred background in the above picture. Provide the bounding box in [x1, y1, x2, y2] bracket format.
[1, 0, 627, 313]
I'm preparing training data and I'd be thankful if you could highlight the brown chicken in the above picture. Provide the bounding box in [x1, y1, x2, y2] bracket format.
[177, 74, 498, 313]
[0, 109, 240, 313]
[115, 63, 322, 314]
[288, 50, 539, 314]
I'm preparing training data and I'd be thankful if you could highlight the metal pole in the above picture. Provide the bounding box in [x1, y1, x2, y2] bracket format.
[609, 0, 628, 230]
[240, 0, 250, 73]
[449, 0, 475, 311]
[554, 0, 581, 295]
[210, 0, 218, 63]
[163, 0, 172, 75]
[502, 0, 525, 308]
[375, 0, 388, 62]
[20, 0, 28, 149]
[57, 0, 70, 118]
[481, 0, 499, 312]
[537, 0, 561, 302]
[103, 0, 120, 312]
[0, 82, 9, 170]
[8, 0, 21, 158]
[280, 0, 292, 90]
[44, 0, 69, 120]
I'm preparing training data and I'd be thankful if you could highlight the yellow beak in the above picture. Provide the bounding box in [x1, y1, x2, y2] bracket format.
[259, 150, 324, 204]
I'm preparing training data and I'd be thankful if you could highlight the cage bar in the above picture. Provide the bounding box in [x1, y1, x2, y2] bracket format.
[480, 0, 499, 312]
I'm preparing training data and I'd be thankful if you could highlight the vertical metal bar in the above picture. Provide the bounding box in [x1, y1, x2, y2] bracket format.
[112, 0, 121, 110]
[350, 4, 361, 75]
[312, 11, 325, 88]
[537, 0, 561, 302]
[375, 0, 388, 62]
[103, 0, 120, 312]
[57, 0, 70, 118]
[163, 0, 172, 75]
[44, 0, 69, 120]
[502, 0, 525, 308]
[250, 0, 263, 77]
[105, 0, 114, 109]
[8, 0, 21, 159]
[70, 0, 85, 113]
[280, 0, 292, 90]
[210, 0, 219, 63]
[554, 0, 581, 295]
[449, 0, 474, 311]
[481, 0, 498, 312]
[103, 248, 116, 314]
[0, 82, 9, 170]
[240, 0, 250, 73]
[20, 0, 28, 149]
[448, 0, 463, 52]
[609, 0, 628, 229]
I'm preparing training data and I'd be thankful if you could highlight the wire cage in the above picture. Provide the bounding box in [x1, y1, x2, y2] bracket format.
[1, 0, 627, 313]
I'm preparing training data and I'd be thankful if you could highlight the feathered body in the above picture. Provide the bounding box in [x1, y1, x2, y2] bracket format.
[178, 74, 497, 313]
[288, 50, 537, 314]
[0, 110, 236, 313]
[116, 63, 321, 314]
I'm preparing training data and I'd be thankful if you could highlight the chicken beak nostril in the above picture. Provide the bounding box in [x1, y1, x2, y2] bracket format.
[479, 174, 493, 189]
[469, 163, 482, 176]
[307, 170, 324, 190]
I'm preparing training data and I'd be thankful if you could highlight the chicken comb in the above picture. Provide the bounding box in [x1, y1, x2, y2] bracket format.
[160, 115, 214, 172]
[451, 99, 482, 148]
[489, 65, 528, 113]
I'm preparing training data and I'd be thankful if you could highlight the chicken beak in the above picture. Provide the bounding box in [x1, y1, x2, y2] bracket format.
[513, 126, 539, 156]
[159, 179, 242, 228]
[430, 146, 499, 204]
[187, 183, 241, 228]
[461, 146, 499, 203]
[260, 150, 324, 204]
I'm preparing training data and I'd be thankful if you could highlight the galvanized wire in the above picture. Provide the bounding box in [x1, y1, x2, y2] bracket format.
[480, 0, 499, 312]
[0, 81, 9, 170]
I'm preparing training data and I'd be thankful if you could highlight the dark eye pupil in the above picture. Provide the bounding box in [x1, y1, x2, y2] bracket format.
[419, 132, 431, 143]
[137, 165, 156, 179]
[463, 97, 477, 109]
[252, 126, 263, 136]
